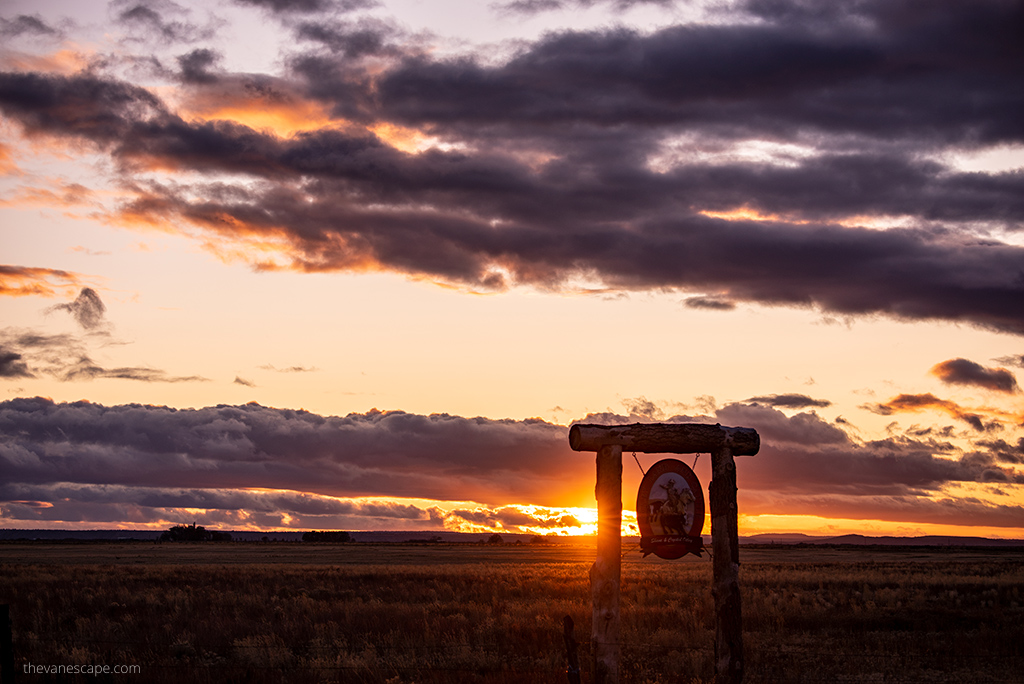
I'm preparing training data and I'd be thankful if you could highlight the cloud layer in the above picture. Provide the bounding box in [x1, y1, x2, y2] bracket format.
[2, 395, 1020, 531]
[0, 0, 1022, 332]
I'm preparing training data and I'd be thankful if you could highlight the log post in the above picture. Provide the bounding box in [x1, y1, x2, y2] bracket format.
[592, 444, 622, 684]
[711, 447, 743, 684]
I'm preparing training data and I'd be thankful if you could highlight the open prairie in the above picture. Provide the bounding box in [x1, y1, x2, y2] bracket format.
[1, 542, 1022, 683]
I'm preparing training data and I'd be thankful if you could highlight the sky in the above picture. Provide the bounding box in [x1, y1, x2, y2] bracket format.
[1, 0, 1022, 539]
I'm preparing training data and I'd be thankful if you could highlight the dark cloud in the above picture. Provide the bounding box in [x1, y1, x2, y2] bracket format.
[974, 438, 1024, 465]
[0, 14, 58, 37]
[497, 0, 565, 12]
[0, 398, 578, 505]
[47, 287, 107, 330]
[497, 0, 675, 13]
[717, 402, 849, 446]
[2, 398, 1019, 529]
[993, 354, 1024, 369]
[744, 393, 832, 409]
[113, 0, 220, 44]
[60, 360, 209, 383]
[0, 348, 33, 378]
[684, 296, 736, 311]
[295, 18, 401, 59]
[1, 0, 1023, 334]
[370, 5, 1023, 144]
[234, 376, 255, 387]
[0, 482, 434, 529]
[582, 403, 1024, 513]
[240, 0, 378, 14]
[575, 403, 1022, 510]
[176, 48, 221, 84]
[0, 330, 209, 383]
[0, 71, 167, 146]
[864, 393, 1000, 433]
[931, 358, 1020, 393]
[740, 434, 1024, 498]
[0, 481, 589, 532]
[904, 424, 957, 440]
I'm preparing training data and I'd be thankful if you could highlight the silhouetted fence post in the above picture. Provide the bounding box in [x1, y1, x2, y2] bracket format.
[563, 615, 582, 684]
[1, 604, 14, 684]
[569, 423, 759, 684]
[592, 444, 622, 683]
[711, 445, 743, 684]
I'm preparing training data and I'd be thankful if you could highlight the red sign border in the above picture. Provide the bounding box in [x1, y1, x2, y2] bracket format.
[636, 458, 705, 559]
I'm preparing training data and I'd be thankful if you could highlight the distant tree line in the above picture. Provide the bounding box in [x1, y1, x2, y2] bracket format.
[160, 523, 232, 542]
[301, 531, 352, 542]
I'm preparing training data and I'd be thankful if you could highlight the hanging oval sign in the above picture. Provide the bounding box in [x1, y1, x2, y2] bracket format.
[636, 458, 705, 559]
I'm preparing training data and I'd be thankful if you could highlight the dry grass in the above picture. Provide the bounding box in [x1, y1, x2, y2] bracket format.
[1, 542, 1021, 683]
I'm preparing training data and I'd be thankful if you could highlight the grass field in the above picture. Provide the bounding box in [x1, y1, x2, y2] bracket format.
[1, 541, 1022, 683]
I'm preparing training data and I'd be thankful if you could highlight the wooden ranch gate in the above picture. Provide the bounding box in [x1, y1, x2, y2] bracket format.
[568, 423, 760, 684]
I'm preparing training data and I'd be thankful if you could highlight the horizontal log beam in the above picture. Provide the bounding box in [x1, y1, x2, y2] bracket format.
[568, 423, 759, 456]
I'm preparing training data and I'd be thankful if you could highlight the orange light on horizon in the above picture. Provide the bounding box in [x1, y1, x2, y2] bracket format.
[739, 513, 1024, 540]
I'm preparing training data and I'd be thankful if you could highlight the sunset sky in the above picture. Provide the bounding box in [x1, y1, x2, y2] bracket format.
[1, 0, 1022, 539]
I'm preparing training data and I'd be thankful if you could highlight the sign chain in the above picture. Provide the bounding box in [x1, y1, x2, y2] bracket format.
[631, 451, 645, 476]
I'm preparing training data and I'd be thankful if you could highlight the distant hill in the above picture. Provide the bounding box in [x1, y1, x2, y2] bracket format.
[0, 529, 559, 544]
[742, 533, 1024, 547]
[2, 529, 1022, 546]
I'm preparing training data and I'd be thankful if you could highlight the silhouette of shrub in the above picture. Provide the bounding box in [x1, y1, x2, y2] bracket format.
[301, 530, 352, 542]
[159, 523, 230, 542]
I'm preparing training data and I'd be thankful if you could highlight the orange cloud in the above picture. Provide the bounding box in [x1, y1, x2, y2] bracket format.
[0, 265, 82, 298]
[176, 83, 438, 152]
[0, 143, 19, 175]
[0, 48, 90, 75]
[109, 186, 390, 275]
[176, 86, 340, 138]
[369, 122, 439, 154]
[865, 393, 1008, 432]
[0, 181, 96, 210]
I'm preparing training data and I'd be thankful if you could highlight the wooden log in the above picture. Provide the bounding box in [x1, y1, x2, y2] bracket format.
[562, 615, 582, 684]
[711, 447, 744, 684]
[591, 444, 622, 684]
[569, 423, 759, 456]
